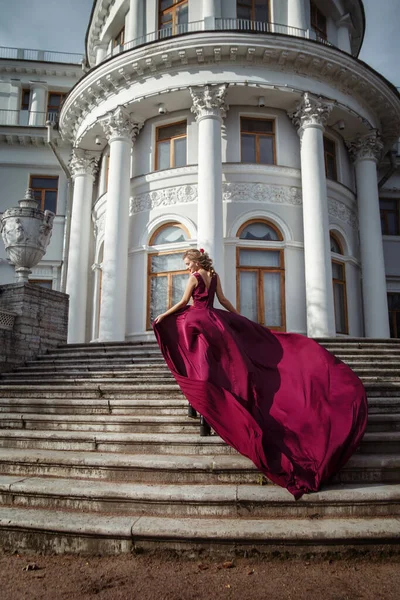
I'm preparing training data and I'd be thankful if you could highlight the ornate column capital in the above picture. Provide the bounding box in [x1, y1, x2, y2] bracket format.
[99, 105, 143, 143]
[189, 84, 229, 122]
[288, 92, 333, 132]
[69, 148, 100, 179]
[346, 130, 384, 164]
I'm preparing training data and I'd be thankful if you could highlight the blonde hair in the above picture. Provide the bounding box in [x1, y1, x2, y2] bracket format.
[183, 249, 215, 274]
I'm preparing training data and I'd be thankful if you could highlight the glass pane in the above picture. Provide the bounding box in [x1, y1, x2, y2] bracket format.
[255, 3, 269, 21]
[158, 122, 186, 141]
[330, 235, 342, 254]
[324, 137, 335, 154]
[157, 140, 171, 170]
[237, 6, 251, 19]
[259, 136, 274, 164]
[30, 280, 52, 289]
[240, 271, 258, 322]
[160, 0, 174, 10]
[172, 273, 188, 305]
[174, 137, 187, 167]
[177, 4, 188, 25]
[332, 261, 344, 280]
[387, 212, 399, 235]
[151, 253, 185, 273]
[239, 249, 280, 267]
[388, 294, 400, 310]
[31, 177, 58, 189]
[241, 134, 256, 162]
[380, 199, 397, 210]
[326, 155, 337, 180]
[48, 94, 63, 108]
[153, 226, 188, 245]
[44, 190, 57, 213]
[240, 222, 279, 241]
[334, 282, 347, 334]
[150, 276, 168, 322]
[263, 272, 281, 327]
[241, 119, 273, 133]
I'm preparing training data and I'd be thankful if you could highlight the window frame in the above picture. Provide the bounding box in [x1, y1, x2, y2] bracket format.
[46, 92, 66, 118]
[29, 175, 59, 213]
[237, 0, 270, 22]
[240, 117, 276, 165]
[388, 292, 400, 339]
[380, 198, 400, 236]
[330, 233, 348, 335]
[310, 1, 327, 40]
[159, 0, 188, 34]
[236, 220, 285, 331]
[28, 279, 53, 289]
[323, 135, 337, 181]
[113, 27, 125, 48]
[21, 88, 31, 111]
[155, 120, 187, 171]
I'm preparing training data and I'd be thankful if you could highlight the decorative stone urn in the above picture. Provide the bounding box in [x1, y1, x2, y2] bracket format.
[0, 189, 55, 282]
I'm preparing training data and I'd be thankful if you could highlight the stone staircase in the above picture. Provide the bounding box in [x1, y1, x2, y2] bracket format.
[0, 338, 399, 555]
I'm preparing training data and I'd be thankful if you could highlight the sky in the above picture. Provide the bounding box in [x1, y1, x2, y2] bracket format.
[0, 0, 399, 86]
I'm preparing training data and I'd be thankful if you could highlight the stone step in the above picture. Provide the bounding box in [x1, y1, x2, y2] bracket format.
[0, 448, 398, 485]
[26, 356, 166, 366]
[0, 429, 396, 455]
[38, 349, 162, 360]
[0, 412, 396, 434]
[0, 475, 398, 519]
[0, 397, 187, 415]
[0, 430, 236, 455]
[2, 370, 174, 380]
[0, 385, 181, 399]
[0, 376, 177, 386]
[0, 506, 399, 555]
[14, 362, 168, 372]
[0, 413, 199, 433]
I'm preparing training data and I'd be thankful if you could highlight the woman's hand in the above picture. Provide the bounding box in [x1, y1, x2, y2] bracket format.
[153, 313, 165, 325]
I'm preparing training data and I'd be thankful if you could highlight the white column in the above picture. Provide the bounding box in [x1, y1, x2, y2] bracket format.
[289, 92, 335, 337]
[203, 0, 219, 28]
[347, 132, 390, 338]
[94, 43, 108, 65]
[126, 0, 143, 47]
[66, 149, 100, 343]
[190, 84, 228, 285]
[336, 14, 353, 54]
[287, 0, 307, 32]
[28, 82, 47, 126]
[98, 106, 141, 342]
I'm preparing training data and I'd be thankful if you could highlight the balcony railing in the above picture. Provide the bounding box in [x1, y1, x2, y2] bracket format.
[0, 45, 83, 64]
[0, 110, 58, 127]
[104, 19, 332, 61]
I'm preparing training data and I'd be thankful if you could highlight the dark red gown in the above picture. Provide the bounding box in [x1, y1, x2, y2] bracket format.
[153, 271, 368, 499]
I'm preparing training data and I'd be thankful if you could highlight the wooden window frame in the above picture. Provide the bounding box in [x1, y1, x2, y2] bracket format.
[310, 1, 327, 39]
[380, 198, 400, 236]
[330, 232, 348, 334]
[324, 136, 337, 181]
[155, 121, 187, 171]
[47, 92, 66, 117]
[29, 279, 53, 289]
[240, 117, 276, 165]
[237, 218, 283, 241]
[149, 221, 190, 246]
[236, 245, 286, 331]
[159, 0, 188, 33]
[237, 0, 270, 21]
[21, 88, 30, 110]
[388, 293, 400, 339]
[29, 175, 59, 213]
[113, 27, 125, 48]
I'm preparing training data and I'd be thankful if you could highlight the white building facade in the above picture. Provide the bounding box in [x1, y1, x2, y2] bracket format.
[1, 0, 400, 343]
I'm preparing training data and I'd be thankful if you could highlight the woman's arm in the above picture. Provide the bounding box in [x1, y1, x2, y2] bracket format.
[153, 275, 197, 324]
[215, 275, 240, 314]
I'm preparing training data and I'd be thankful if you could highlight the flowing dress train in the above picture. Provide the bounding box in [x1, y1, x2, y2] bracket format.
[153, 271, 368, 499]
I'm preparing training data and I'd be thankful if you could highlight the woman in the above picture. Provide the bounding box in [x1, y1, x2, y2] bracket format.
[153, 249, 368, 499]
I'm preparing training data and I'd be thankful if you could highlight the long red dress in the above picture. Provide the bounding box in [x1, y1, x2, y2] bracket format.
[153, 271, 368, 499]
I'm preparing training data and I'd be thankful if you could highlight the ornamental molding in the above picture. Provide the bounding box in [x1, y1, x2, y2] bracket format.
[99, 105, 143, 142]
[346, 130, 384, 164]
[59, 34, 400, 146]
[69, 148, 100, 179]
[93, 210, 105, 240]
[222, 182, 302, 206]
[189, 84, 229, 121]
[289, 92, 334, 131]
[328, 197, 358, 230]
[130, 184, 198, 215]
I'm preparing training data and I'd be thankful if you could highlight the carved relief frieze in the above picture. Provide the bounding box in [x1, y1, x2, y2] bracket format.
[328, 198, 358, 230]
[222, 182, 302, 206]
[130, 184, 198, 215]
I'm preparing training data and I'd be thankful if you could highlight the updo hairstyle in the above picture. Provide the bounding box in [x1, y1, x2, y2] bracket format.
[183, 249, 215, 274]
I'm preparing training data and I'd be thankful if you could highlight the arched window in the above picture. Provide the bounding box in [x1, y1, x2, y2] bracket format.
[236, 219, 285, 330]
[147, 223, 190, 329]
[330, 232, 348, 334]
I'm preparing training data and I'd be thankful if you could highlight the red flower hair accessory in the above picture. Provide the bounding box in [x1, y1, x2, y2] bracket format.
[199, 248, 205, 254]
